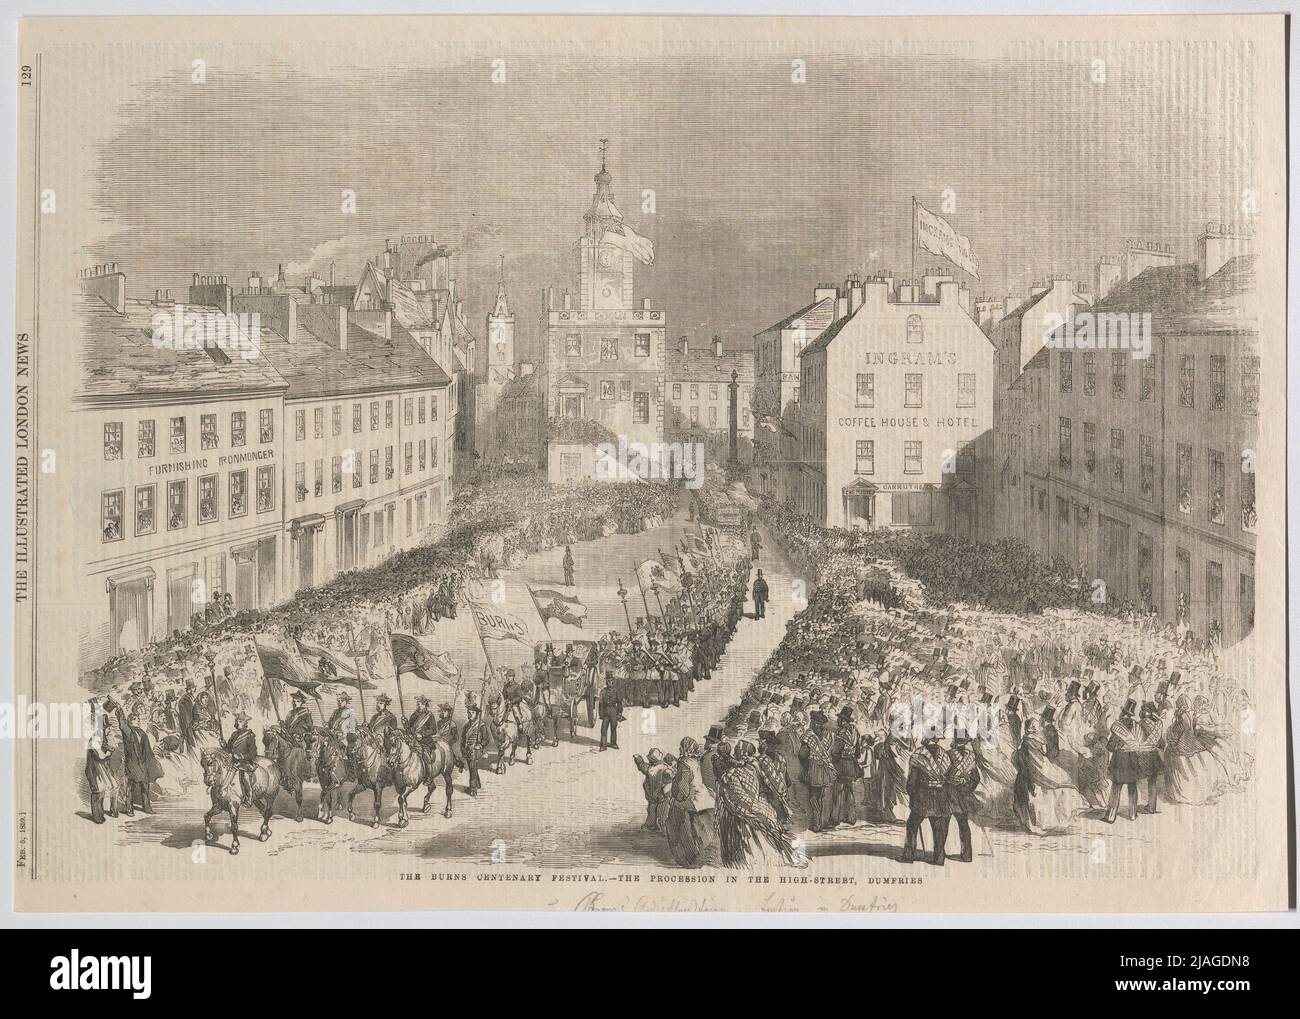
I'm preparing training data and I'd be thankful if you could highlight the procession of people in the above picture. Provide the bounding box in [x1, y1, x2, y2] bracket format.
[79, 466, 1256, 874]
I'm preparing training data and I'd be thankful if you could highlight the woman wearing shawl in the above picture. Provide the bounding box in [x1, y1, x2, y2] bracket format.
[1164, 695, 1254, 804]
[666, 737, 720, 868]
[716, 741, 802, 868]
[1012, 716, 1087, 835]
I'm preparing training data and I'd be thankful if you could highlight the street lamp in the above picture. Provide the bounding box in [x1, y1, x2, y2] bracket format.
[617, 578, 632, 634]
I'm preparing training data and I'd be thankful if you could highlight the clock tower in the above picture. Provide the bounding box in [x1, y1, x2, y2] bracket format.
[486, 255, 515, 386]
[577, 138, 635, 311]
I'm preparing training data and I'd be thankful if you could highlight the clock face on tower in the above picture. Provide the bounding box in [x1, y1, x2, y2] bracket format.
[596, 246, 615, 270]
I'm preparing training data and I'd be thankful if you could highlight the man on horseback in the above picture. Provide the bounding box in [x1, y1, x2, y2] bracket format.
[369, 693, 398, 736]
[224, 711, 259, 799]
[406, 694, 435, 741]
[327, 691, 357, 737]
[283, 690, 314, 745]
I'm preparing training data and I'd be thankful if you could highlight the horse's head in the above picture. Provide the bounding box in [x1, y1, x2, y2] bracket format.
[199, 748, 230, 787]
[263, 725, 283, 754]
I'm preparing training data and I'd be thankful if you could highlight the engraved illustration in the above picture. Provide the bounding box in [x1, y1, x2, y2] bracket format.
[11, 16, 1288, 912]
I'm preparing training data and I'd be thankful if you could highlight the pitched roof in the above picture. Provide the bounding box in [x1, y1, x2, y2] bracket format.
[757, 296, 836, 336]
[796, 311, 855, 358]
[667, 347, 755, 383]
[75, 295, 288, 406]
[249, 315, 449, 401]
[1089, 256, 1256, 336]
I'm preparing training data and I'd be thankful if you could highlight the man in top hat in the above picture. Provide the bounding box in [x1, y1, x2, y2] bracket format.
[122, 703, 163, 814]
[1104, 698, 1143, 823]
[368, 693, 398, 735]
[283, 689, 314, 744]
[945, 733, 980, 863]
[598, 676, 624, 751]
[799, 711, 836, 833]
[177, 679, 198, 752]
[460, 695, 487, 795]
[829, 705, 863, 826]
[1137, 701, 1165, 815]
[901, 735, 951, 865]
[688, 722, 719, 789]
[562, 543, 575, 587]
[751, 568, 769, 620]
[327, 692, 358, 738]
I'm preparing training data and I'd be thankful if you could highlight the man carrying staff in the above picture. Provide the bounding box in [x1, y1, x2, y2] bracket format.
[461, 695, 488, 796]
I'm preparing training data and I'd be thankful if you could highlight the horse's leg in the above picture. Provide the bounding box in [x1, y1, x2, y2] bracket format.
[420, 764, 434, 813]
[346, 779, 360, 822]
[369, 782, 382, 828]
[395, 782, 409, 828]
[293, 780, 304, 823]
[228, 803, 240, 855]
[260, 784, 275, 840]
[203, 802, 221, 845]
[443, 763, 454, 818]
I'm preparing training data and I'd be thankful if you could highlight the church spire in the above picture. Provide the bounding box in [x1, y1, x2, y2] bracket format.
[491, 254, 511, 319]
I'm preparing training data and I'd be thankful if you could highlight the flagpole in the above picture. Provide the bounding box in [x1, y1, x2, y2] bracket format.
[636, 566, 653, 624]
[386, 623, 406, 722]
[347, 624, 367, 722]
[911, 195, 917, 286]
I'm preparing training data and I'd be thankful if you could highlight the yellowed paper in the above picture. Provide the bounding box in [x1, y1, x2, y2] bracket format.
[12, 14, 1290, 913]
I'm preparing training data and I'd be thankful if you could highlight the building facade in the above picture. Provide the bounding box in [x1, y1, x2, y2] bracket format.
[751, 289, 839, 505]
[77, 270, 288, 669]
[665, 335, 754, 456]
[1005, 229, 1257, 645]
[796, 275, 996, 535]
[539, 152, 666, 469]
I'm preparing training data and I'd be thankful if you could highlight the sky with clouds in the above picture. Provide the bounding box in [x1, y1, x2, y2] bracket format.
[79, 40, 1257, 363]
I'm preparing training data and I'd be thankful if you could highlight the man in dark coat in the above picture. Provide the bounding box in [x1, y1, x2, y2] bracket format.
[830, 706, 862, 826]
[1137, 700, 1165, 815]
[598, 678, 623, 750]
[368, 693, 398, 736]
[282, 690, 314, 744]
[562, 544, 575, 586]
[461, 695, 488, 795]
[1104, 698, 1143, 823]
[224, 711, 259, 799]
[405, 694, 435, 742]
[945, 734, 980, 862]
[122, 705, 164, 813]
[799, 711, 835, 832]
[751, 569, 769, 620]
[900, 736, 950, 865]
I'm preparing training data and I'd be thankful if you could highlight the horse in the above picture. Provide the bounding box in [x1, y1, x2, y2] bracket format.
[487, 694, 541, 767]
[484, 695, 513, 775]
[200, 748, 283, 855]
[385, 732, 456, 825]
[309, 728, 349, 824]
[346, 725, 393, 827]
[262, 725, 316, 823]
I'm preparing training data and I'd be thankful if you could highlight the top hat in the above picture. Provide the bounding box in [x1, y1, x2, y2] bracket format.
[837, 706, 855, 722]
[1041, 706, 1056, 723]
[1084, 680, 1101, 698]
[1121, 698, 1138, 717]
[706, 724, 725, 742]
[1005, 695, 1023, 713]
[809, 711, 828, 727]
[1065, 680, 1081, 700]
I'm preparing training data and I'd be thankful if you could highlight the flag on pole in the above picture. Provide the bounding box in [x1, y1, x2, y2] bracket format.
[599, 221, 655, 265]
[468, 601, 535, 646]
[915, 201, 980, 279]
[294, 637, 375, 690]
[659, 549, 682, 575]
[527, 585, 588, 628]
[389, 631, 460, 682]
[637, 557, 681, 594]
[255, 640, 323, 701]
